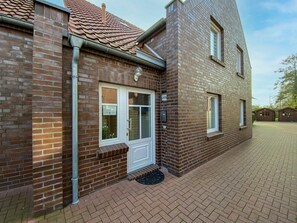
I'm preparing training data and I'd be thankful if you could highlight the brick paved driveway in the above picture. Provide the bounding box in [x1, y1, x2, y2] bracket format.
[1, 122, 297, 223]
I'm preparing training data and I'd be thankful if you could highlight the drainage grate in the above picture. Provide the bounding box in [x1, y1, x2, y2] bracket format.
[135, 169, 165, 185]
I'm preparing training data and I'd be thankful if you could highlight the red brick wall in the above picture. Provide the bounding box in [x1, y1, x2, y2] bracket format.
[0, 26, 33, 191]
[31, 2, 68, 215]
[62, 46, 161, 205]
[159, 0, 253, 176]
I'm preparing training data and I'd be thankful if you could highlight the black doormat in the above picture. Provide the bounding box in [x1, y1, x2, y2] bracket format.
[136, 169, 165, 185]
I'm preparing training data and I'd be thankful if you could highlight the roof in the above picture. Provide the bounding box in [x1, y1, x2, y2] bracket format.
[255, 108, 275, 112]
[0, 0, 144, 54]
[0, 0, 34, 23]
[278, 107, 297, 112]
[65, 0, 143, 54]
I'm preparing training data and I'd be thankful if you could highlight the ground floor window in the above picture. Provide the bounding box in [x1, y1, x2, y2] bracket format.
[100, 87, 119, 142]
[240, 100, 246, 126]
[207, 94, 219, 133]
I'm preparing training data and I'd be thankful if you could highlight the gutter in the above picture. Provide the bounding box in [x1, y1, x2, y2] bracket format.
[75, 34, 166, 70]
[136, 18, 166, 43]
[0, 14, 33, 30]
[69, 33, 165, 204]
[70, 36, 83, 205]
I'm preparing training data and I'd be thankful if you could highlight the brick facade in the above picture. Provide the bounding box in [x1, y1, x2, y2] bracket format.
[0, 26, 33, 191]
[146, 0, 253, 175]
[61, 46, 161, 205]
[0, 0, 252, 216]
[31, 2, 68, 215]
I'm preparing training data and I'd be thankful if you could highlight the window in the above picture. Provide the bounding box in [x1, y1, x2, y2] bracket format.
[207, 94, 219, 133]
[237, 46, 243, 75]
[128, 92, 152, 141]
[101, 87, 118, 141]
[210, 20, 223, 61]
[240, 100, 246, 126]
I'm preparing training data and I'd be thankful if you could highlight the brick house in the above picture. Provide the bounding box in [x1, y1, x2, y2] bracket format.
[255, 108, 275, 122]
[278, 107, 297, 122]
[0, 0, 252, 215]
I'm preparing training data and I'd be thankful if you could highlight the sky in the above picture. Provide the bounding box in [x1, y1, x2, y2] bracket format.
[84, 0, 297, 106]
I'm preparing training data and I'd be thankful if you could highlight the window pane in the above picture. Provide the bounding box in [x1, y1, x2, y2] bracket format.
[102, 105, 117, 140]
[240, 101, 244, 125]
[102, 88, 117, 104]
[129, 107, 140, 141]
[141, 107, 151, 139]
[129, 93, 151, 105]
[207, 96, 216, 129]
[237, 49, 242, 73]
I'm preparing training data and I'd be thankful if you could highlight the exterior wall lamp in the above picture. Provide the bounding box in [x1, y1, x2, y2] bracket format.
[134, 67, 143, 82]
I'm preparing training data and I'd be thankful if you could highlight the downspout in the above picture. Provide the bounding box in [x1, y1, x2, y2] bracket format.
[70, 36, 83, 205]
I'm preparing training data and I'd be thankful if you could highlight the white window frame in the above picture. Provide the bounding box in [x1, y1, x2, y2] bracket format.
[99, 85, 121, 146]
[210, 22, 222, 61]
[237, 47, 243, 74]
[240, 100, 245, 127]
[207, 94, 219, 133]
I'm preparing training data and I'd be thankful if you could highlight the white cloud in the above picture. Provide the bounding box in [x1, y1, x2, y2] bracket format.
[247, 19, 297, 105]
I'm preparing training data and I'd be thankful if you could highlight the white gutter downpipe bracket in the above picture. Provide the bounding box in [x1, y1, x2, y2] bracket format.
[70, 36, 83, 205]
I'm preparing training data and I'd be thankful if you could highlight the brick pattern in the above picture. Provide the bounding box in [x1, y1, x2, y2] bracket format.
[127, 164, 159, 181]
[62, 47, 161, 206]
[31, 3, 68, 215]
[2, 122, 297, 223]
[96, 143, 129, 159]
[0, 186, 32, 223]
[0, 26, 33, 191]
[152, 0, 253, 176]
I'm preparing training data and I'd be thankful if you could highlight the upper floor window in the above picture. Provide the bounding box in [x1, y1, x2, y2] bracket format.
[237, 46, 244, 76]
[207, 94, 220, 133]
[210, 19, 223, 62]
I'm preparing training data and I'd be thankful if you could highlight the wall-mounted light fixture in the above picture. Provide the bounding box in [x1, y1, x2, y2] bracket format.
[134, 67, 143, 82]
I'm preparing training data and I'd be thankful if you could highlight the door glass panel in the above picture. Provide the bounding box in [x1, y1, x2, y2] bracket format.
[102, 105, 117, 140]
[129, 107, 140, 141]
[102, 88, 117, 104]
[129, 92, 150, 105]
[101, 87, 118, 141]
[141, 107, 151, 138]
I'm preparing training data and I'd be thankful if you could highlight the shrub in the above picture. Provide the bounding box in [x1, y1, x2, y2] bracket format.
[252, 113, 256, 124]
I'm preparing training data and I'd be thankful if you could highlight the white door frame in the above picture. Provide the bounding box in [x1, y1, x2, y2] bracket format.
[99, 83, 156, 173]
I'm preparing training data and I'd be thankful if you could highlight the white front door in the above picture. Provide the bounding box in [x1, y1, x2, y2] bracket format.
[99, 84, 155, 173]
[127, 90, 155, 173]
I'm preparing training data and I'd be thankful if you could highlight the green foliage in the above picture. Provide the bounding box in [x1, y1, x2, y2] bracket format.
[252, 113, 256, 123]
[252, 104, 261, 111]
[274, 54, 297, 108]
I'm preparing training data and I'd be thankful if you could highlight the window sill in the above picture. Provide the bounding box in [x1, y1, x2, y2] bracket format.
[239, 126, 247, 130]
[96, 143, 129, 159]
[207, 131, 224, 141]
[236, 72, 245, 79]
[210, 55, 226, 67]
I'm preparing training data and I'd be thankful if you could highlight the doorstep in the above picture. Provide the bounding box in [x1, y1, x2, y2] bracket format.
[127, 164, 160, 181]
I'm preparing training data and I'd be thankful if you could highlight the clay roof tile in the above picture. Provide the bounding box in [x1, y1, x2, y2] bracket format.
[0, 0, 144, 54]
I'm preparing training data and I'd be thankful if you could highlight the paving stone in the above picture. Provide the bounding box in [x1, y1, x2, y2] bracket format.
[1, 122, 297, 222]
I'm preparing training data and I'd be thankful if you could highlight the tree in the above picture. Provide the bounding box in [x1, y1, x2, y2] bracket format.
[274, 54, 297, 108]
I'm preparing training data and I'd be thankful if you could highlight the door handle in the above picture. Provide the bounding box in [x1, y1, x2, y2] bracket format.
[127, 119, 132, 131]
